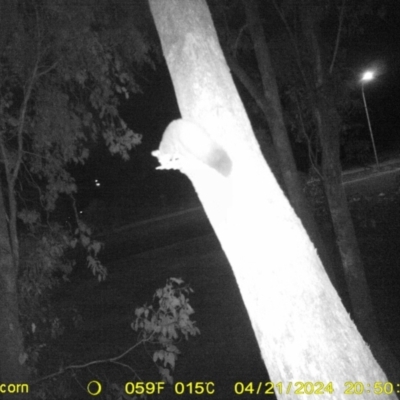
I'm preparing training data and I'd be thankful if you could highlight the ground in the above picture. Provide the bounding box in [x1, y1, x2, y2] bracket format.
[36, 185, 400, 399]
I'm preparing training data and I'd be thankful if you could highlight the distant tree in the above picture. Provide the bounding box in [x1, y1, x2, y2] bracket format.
[149, 0, 396, 398]
[270, 0, 400, 381]
[0, 0, 149, 392]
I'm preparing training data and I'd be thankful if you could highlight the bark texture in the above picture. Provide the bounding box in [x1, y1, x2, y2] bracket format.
[148, 0, 395, 398]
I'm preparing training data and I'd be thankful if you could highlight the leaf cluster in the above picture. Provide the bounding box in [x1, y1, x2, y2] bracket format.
[132, 278, 200, 384]
[30, 278, 200, 399]
[18, 222, 82, 377]
[0, 0, 151, 213]
[0, 2, 156, 386]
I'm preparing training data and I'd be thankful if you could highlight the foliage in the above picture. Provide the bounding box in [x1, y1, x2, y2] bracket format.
[0, 0, 148, 214]
[74, 220, 107, 280]
[18, 223, 82, 377]
[132, 277, 201, 385]
[0, 0, 154, 387]
[31, 278, 199, 399]
[0, 0, 149, 291]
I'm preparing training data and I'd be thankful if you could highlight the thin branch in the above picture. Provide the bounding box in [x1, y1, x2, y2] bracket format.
[294, 93, 323, 180]
[0, 134, 11, 179]
[233, 25, 247, 58]
[36, 60, 59, 79]
[11, 56, 38, 187]
[271, 0, 309, 90]
[31, 332, 155, 385]
[329, 0, 346, 75]
[20, 160, 46, 210]
[111, 360, 142, 381]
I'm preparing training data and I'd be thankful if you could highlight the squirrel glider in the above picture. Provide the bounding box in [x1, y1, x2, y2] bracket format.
[152, 119, 232, 177]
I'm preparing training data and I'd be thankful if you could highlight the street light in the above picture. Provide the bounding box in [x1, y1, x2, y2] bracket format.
[361, 70, 379, 167]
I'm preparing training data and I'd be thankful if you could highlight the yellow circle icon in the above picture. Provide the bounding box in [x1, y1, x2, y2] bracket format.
[87, 381, 102, 396]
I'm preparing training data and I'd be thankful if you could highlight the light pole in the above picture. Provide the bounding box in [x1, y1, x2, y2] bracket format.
[361, 71, 379, 167]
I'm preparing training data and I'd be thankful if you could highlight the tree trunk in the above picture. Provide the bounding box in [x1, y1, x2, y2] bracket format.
[314, 95, 400, 385]
[300, 3, 400, 385]
[240, 0, 338, 289]
[0, 185, 30, 398]
[148, 0, 395, 397]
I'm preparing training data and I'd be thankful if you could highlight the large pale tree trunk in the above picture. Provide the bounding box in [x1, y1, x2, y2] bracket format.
[300, 3, 400, 384]
[148, 1, 394, 398]
[0, 185, 29, 398]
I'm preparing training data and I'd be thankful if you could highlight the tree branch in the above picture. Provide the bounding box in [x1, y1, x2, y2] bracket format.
[329, 0, 346, 75]
[271, 0, 310, 90]
[31, 333, 154, 385]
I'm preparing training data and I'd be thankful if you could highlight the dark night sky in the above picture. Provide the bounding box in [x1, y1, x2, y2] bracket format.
[345, 1, 400, 151]
[73, 0, 400, 221]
